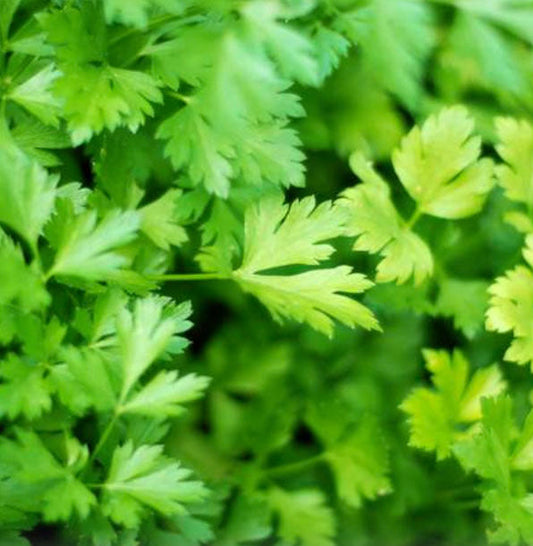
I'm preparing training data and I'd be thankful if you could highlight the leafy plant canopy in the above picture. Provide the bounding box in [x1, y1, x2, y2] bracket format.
[2, 0, 533, 545]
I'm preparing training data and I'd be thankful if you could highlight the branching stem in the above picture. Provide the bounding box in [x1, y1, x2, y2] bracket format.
[149, 273, 231, 282]
[265, 454, 325, 478]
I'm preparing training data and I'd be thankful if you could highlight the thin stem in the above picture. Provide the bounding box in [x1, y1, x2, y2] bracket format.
[87, 414, 119, 467]
[405, 207, 423, 230]
[265, 454, 325, 478]
[149, 273, 231, 282]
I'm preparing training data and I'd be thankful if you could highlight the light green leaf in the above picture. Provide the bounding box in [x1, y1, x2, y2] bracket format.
[139, 189, 188, 250]
[342, 153, 433, 285]
[117, 297, 192, 399]
[239, 195, 346, 273]
[103, 0, 183, 28]
[8, 64, 62, 126]
[0, 234, 48, 310]
[51, 347, 117, 415]
[120, 371, 209, 417]
[401, 349, 506, 459]
[48, 209, 140, 281]
[235, 266, 378, 336]
[56, 65, 162, 145]
[242, 1, 319, 86]
[486, 235, 533, 367]
[0, 355, 51, 420]
[495, 117, 533, 207]
[359, 0, 435, 107]
[392, 106, 494, 219]
[102, 442, 207, 528]
[157, 105, 234, 197]
[233, 195, 378, 335]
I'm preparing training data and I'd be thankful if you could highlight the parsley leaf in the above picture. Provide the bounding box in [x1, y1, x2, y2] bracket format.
[401, 349, 506, 459]
[392, 106, 494, 219]
[102, 442, 207, 527]
[232, 195, 378, 335]
[341, 152, 433, 285]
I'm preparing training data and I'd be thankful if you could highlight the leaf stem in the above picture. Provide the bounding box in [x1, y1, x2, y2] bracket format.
[265, 454, 325, 478]
[149, 273, 231, 282]
[405, 207, 423, 229]
[87, 414, 119, 467]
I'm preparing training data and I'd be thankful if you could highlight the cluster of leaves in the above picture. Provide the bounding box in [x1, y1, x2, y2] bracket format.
[2, 0, 533, 545]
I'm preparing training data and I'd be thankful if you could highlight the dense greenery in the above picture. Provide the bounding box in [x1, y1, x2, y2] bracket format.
[2, 0, 533, 544]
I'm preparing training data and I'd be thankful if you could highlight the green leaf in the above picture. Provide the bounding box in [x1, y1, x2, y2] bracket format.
[359, 0, 435, 107]
[120, 371, 209, 417]
[434, 278, 490, 338]
[392, 106, 494, 219]
[116, 297, 192, 399]
[0, 355, 51, 420]
[401, 349, 506, 459]
[266, 487, 335, 546]
[234, 123, 305, 189]
[0, 150, 57, 247]
[7, 64, 62, 126]
[51, 347, 117, 415]
[48, 209, 140, 282]
[341, 152, 433, 285]
[495, 117, 533, 207]
[242, 2, 319, 86]
[220, 495, 272, 544]
[139, 189, 188, 250]
[102, 442, 207, 527]
[486, 236, 533, 367]
[483, 489, 533, 546]
[0, 431, 95, 522]
[233, 195, 378, 336]
[56, 65, 163, 145]
[157, 105, 234, 197]
[0, 234, 48, 310]
[103, 0, 183, 28]
[325, 419, 390, 508]
[447, 11, 528, 98]
[454, 395, 514, 487]
[239, 195, 346, 272]
[0, 0, 21, 41]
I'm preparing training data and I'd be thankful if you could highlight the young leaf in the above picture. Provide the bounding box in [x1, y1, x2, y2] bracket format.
[392, 106, 494, 219]
[401, 349, 506, 459]
[341, 153, 433, 285]
[486, 235, 533, 367]
[233, 195, 378, 336]
[495, 117, 533, 207]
